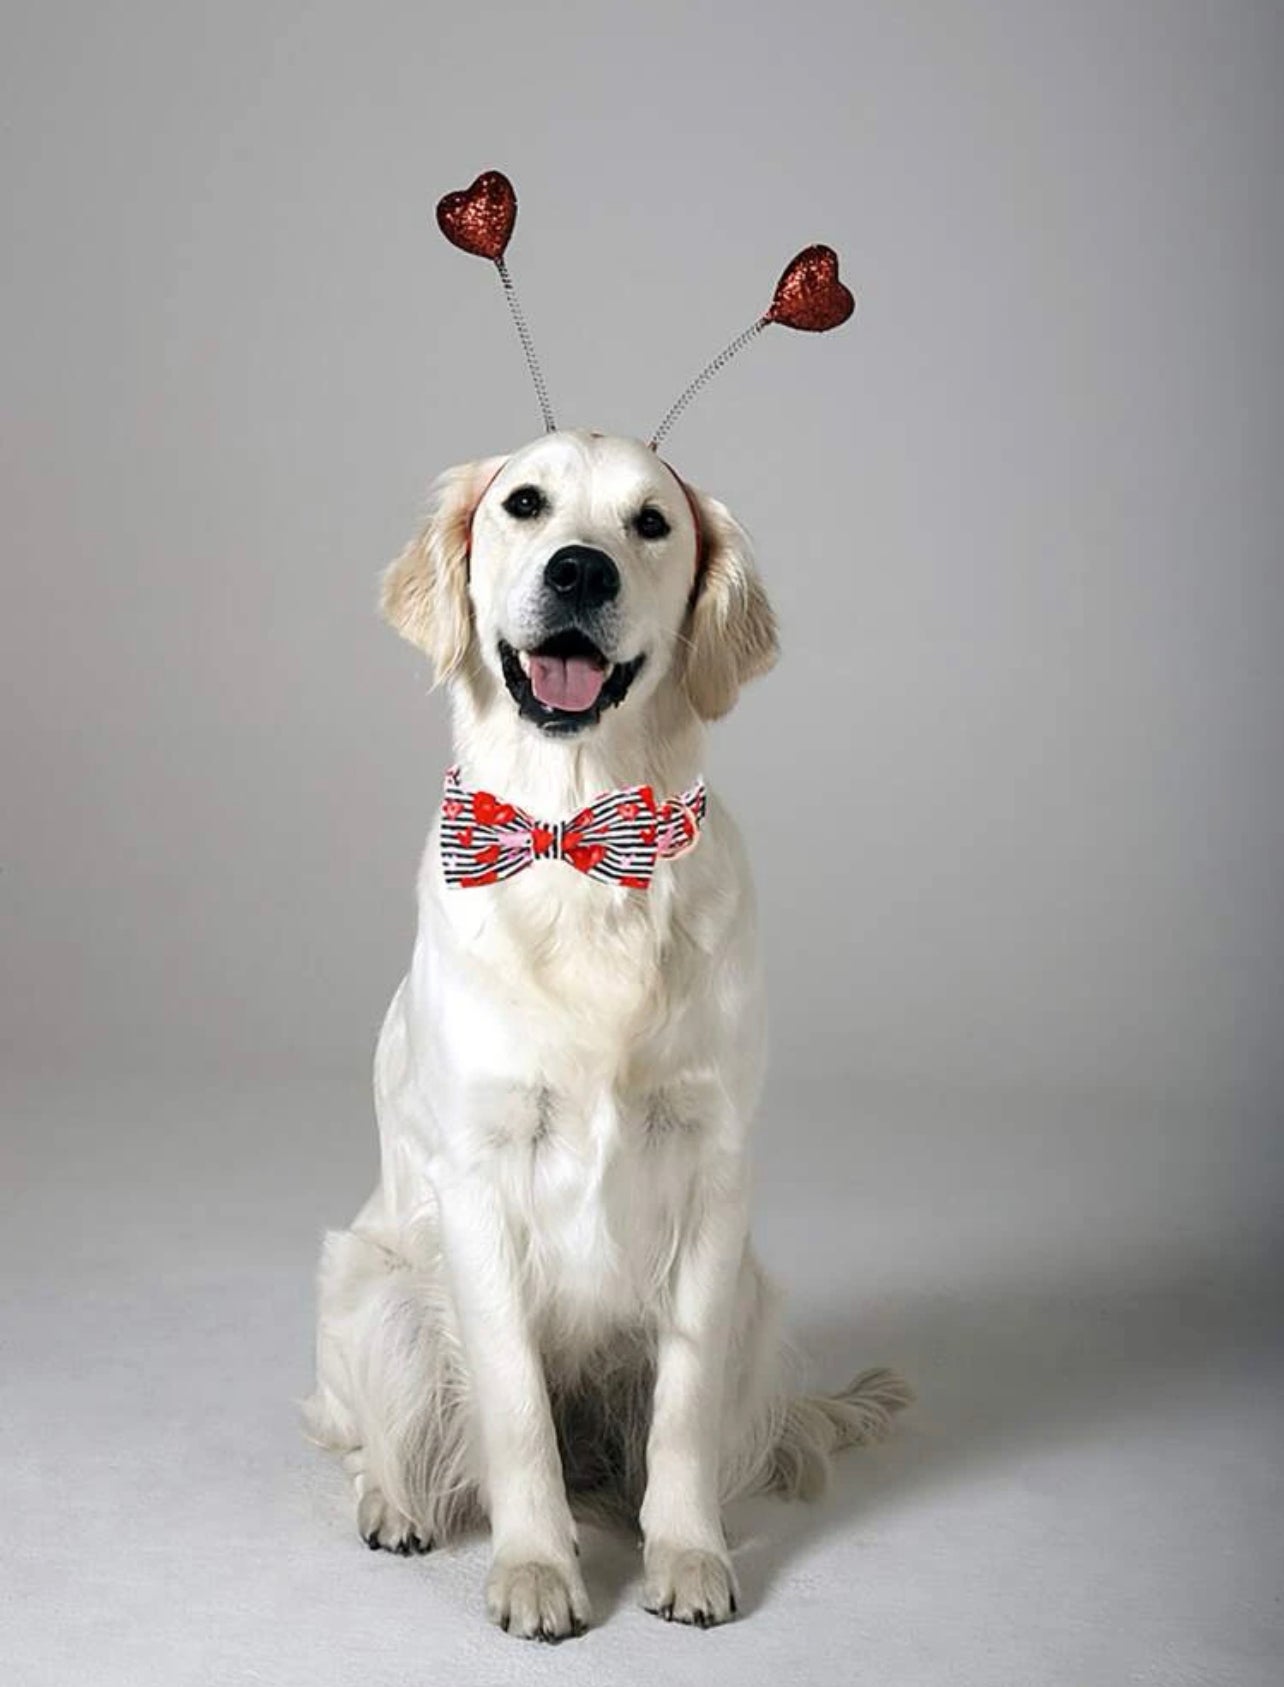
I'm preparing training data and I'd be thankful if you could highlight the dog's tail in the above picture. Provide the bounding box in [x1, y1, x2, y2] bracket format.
[766, 1366, 915, 1501]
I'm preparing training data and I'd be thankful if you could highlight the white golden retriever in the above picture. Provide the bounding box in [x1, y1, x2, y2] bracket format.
[304, 429, 910, 1639]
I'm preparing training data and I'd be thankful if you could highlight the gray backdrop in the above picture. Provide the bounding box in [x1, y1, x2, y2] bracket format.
[2, 5, 1282, 1684]
[4, 0, 1282, 1118]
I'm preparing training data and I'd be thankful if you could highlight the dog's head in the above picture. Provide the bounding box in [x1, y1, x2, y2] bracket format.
[382, 431, 778, 733]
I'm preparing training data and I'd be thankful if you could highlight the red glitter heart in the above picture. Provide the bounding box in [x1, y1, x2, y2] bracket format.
[436, 170, 517, 262]
[766, 245, 855, 333]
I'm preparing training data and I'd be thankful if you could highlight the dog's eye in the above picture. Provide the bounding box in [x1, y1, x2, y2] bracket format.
[502, 485, 547, 521]
[632, 506, 671, 541]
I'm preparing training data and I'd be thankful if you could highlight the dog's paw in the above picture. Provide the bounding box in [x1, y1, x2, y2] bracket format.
[356, 1485, 433, 1556]
[485, 1556, 590, 1641]
[642, 1543, 739, 1628]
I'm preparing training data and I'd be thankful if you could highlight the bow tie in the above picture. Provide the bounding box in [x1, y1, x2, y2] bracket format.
[440, 765, 707, 891]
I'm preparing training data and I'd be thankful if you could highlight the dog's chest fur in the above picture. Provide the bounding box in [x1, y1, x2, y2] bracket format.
[489, 1077, 711, 1337]
[436, 841, 698, 1062]
[419, 856, 720, 1334]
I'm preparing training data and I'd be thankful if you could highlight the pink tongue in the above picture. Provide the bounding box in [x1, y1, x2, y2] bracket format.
[528, 654, 608, 712]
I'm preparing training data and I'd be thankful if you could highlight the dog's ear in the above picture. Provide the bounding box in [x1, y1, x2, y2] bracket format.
[380, 456, 507, 684]
[681, 488, 780, 720]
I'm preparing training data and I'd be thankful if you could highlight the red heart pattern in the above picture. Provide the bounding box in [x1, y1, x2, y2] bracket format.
[473, 791, 515, 827]
[564, 843, 606, 875]
[439, 767, 707, 891]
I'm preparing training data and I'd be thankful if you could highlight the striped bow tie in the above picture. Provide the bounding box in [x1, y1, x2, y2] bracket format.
[440, 765, 707, 891]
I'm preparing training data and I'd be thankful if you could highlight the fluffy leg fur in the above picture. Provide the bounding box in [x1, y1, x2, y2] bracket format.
[305, 1228, 911, 1562]
[302, 1226, 483, 1549]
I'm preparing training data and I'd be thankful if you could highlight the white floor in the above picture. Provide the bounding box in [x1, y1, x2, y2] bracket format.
[2, 1074, 1280, 1687]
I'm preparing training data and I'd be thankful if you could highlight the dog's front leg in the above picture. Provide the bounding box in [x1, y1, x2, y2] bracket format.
[640, 1168, 748, 1628]
[437, 1175, 588, 1640]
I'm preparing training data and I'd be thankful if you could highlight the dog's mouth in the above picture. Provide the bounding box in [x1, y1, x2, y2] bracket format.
[498, 631, 646, 736]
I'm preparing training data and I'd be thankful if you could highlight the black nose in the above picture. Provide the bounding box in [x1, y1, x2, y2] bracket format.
[543, 545, 620, 612]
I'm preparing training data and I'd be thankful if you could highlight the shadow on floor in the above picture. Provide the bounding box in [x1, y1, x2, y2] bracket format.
[721, 1240, 1284, 1613]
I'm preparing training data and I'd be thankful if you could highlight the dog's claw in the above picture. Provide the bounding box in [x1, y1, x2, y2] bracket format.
[361, 1524, 432, 1555]
[643, 1545, 738, 1628]
[356, 1484, 432, 1556]
[485, 1558, 590, 1640]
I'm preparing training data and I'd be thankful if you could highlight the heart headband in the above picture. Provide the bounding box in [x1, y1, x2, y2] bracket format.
[436, 169, 856, 448]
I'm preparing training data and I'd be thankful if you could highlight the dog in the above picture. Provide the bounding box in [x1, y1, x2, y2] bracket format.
[304, 428, 911, 1638]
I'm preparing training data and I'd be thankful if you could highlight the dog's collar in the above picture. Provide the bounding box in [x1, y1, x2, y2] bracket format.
[440, 765, 706, 891]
